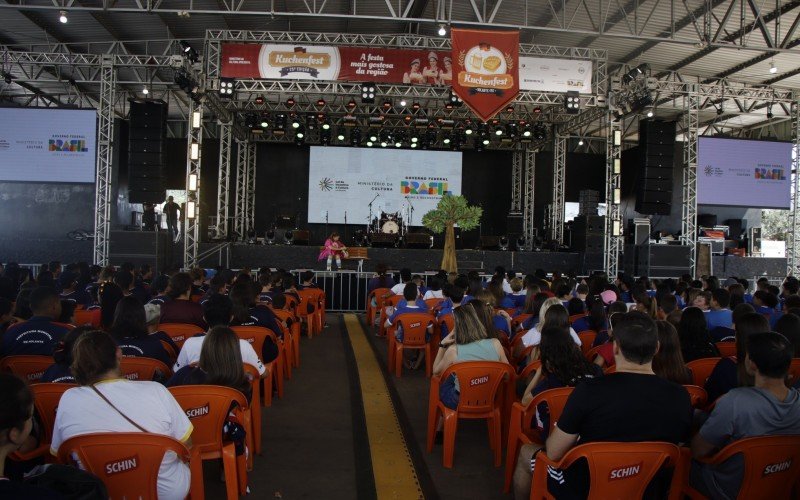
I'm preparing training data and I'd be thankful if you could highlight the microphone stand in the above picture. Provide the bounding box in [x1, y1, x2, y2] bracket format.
[405, 196, 415, 225]
[344, 210, 348, 244]
[325, 211, 329, 240]
[367, 194, 379, 235]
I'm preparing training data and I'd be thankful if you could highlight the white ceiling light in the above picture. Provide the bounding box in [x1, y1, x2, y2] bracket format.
[770, 61, 778, 74]
[438, 25, 447, 36]
[142, 86, 149, 95]
[59, 10, 68, 23]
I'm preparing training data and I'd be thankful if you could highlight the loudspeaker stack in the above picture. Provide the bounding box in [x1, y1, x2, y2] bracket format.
[128, 100, 167, 204]
[635, 120, 676, 215]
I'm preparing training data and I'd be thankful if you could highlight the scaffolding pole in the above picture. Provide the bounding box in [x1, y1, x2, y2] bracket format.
[511, 149, 523, 213]
[216, 121, 232, 239]
[550, 134, 567, 243]
[788, 98, 800, 276]
[92, 56, 115, 266]
[604, 113, 622, 278]
[234, 140, 248, 240]
[523, 149, 537, 245]
[183, 102, 203, 268]
[681, 87, 700, 277]
[246, 142, 257, 233]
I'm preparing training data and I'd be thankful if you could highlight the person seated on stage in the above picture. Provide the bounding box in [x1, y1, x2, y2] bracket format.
[423, 275, 444, 301]
[705, 288, 733, 332]
[2, 287, 70, 357]
[159, 272, 206, 329]
[507, 278, 526, 310]
[514, 311, 692, 500]
[391, 268, 413, 296]
[318, 232, 348, 271]
[752, 290, 783, 328]
[298, 270, 318, 290]
[110, 296, 174, 368]
[58, 272, 91, 309]
[691, 332, 800, 499]
[147, 274, 171, 306]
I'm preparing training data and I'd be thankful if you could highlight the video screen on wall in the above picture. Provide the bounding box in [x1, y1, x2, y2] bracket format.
[307, 146, 463, 225]
[697, 137, 792, 209]
[0, 108, 97, 183]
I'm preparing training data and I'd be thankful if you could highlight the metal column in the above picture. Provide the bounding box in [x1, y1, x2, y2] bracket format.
[183, 102, 203, 268]
[523, 149, 537, 245]
[604, 113, 622, 278]
[788, 98, 800, 276]
[246, 142, 257, 233]
[681, 87, 700, 277]
[511, 149, 523, 213]
[92, 56, 115, 266]
[234, 140, 249, 240]
[550, 134, 567, 243]
[215, 121, 232, 239]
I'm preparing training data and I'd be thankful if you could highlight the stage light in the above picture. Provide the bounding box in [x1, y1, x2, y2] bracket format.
[443, 134, 451, 145]
[59, 10, 68, 23]
[612, 219, 621, 236]
[410, 134, 419, 143]
[613, 129, 622, 146]
[2, 73, 11, 85]
[337, 129, 346, 141]
[366, 141, 374, 147]
[264, 229, 276, 245]
[254, 95, 265, 105]
[646, 108, 654, 118]
[320, 128, 331, 145]
[395, 141, 402, 148]
[192, 111, 201, 129]
[622, 63, 649, 84]
[361, 82, 376, 103]
[316, 98, 326, 107]
[291, 116, 301, 129]
[614, 158, 621, 174]
[295, 125, 305, 139]
[770, 61, 778, 74]
[351, 127, 362, 146]
[369, 133, 378, 142]
[498, 235, 509, 251]
[321, 120, 331, 130]
[533, 124, 548, 141]
[515, 236, 527, 251]
[273, 113, 287, 135]
[305, 114, 317, 131]
[533, 106, 542, 114]
[180, 40, 192, 53]
[347, 98, 356, 109]
[716, 104, 724, 115]
[464, 124, 474, 135]
[188, 173, 198, 191]
[438, 24, 447, 36]
[219, 77, 235, 98]
[412, 102, 421, 111]
[286, 97, 296, 107]
[578, 138, 584, 146]
[179, 41, 199, 64]
[382, 100, 392, 110]
[521, 125, 532, 138]
[190, 142, 199, 160]
[260, 116, 269, 128]
[410, 143, 417, 148]
[564, 91, 580, 114]
[400, 99, 407, 107]
[767, 103, 774, 119]
[186, 201, 196, 219]
[482, 137, 490, 146]
[448, 89, 462, 107]
[284, 230, 294, 244]
[142, 86, 149, 95]
[494, 125, 504, 136]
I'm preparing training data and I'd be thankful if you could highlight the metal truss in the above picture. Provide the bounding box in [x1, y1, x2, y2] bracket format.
[523, 149, 537, 245]
[233, 140, 249, 240]
[511, 149, 523, 213]
[92, 57, 115, 266]
[604, 113, 622, 279]
[215, 122, 233, 239]
[183, 101, 203, 268]
[788, 100, 800, 276]
[550, 134, 567, 244]
[681, 87, 700, 277]
[246, 142, 257, 233]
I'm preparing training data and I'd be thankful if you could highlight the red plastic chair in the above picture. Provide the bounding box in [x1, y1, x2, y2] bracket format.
[683, 385, 708, 409]
[297, 288, 323, 337]
[73, 308, 101, 328]
[577, 330, 597, 354]
[242, 364, 262, 461]
[503, 387, 573, 492]
[516, 359, 543, 381]
[715, 342, 736, 358]
[169, 385, 249, 499]
[683, 435, 800, 500]
[425, 298, 444, 311]
[366, 287, 392, 326]
[426, 361, 515, 468]
[568, 313, 586, 324]
[388, 313, 435, 377]
[378, 295, 404, 337]
[231, 325, 284, 405]
[159, 323, 204, 349]
[57, 432, 204, 500]
[585, 345, 608, 364]
[119, 357, 172, 382]
[0, 355, 53, 383]
[511, 314, 533, 332]
[10, 383, 75, 462]
[530, 442, 681, 500]
[787, 358, 800, 386]
[271, 308, 300, 369]
[686, 357, 722, 387]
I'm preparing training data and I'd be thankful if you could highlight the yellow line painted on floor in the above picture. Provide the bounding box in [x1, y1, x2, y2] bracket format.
[344, 314, 424, 500]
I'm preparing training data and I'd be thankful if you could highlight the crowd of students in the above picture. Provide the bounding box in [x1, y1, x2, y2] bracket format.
[0, 260, 315, 498]
[373, 265, 800, 499]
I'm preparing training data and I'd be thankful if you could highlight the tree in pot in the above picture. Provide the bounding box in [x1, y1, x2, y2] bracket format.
[422, 194, 483, 273]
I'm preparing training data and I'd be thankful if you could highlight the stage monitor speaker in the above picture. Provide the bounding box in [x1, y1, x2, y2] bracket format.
[748, 227, 762, 255]
[129, 100, 167, 204]
[635, 120, 676, 216]
[404, 232, 433, 249]
[698, 213, 718, 228]
[480, 235, 500, 250]
[108, 230, 172, 274]
[725, 219, 745, 240]
[570, 215, 605, 252]
[625, 244, 691, 278]
[284, 229, 310, 245]
[506, 214, 524, 234]
[370, 233, 398, 247]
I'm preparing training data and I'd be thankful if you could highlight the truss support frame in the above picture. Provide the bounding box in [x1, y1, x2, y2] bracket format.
[92, 56, 115, 266]
[246, 142, 257, 232]
[511, 149, 523, 213]
[788, 98, 800, 276]
[604, 113, 623, 279]
[183, 102, 203, 268]
[681, 87, 700, 277]
[234, 140, 249, 240]
[523, 149, 537, 245]
[550, 134, 567, 244]
[215, 121, 232, 239]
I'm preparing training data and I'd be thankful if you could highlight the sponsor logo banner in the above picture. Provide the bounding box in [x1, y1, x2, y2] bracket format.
[519, 56, 593, 93]
[450, 28, 519, 122]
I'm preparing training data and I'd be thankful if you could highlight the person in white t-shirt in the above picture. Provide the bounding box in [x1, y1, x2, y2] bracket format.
[173, 294, 266, 376]
[423, 275, 445, 300]
[51, 330, 193, 500]
[520, 298, 582, 348]
[390, 268, 413, 296]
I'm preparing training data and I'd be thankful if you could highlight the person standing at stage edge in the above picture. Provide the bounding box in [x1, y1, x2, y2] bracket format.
[163, 196, 180, 242]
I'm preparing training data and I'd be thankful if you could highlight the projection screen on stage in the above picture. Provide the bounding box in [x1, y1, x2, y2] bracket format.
[307, 147, 463, 225]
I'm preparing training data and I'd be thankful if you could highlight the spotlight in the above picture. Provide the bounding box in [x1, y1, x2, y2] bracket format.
[412, 102, 421, 111]
[494, 125, 505, 136]
[273, 113, 287, 135]
[443, 134, 451, 145]
[367, 141, 374, 147]
[320, 127, 331, 145]
[260, 116, 269, 128]
[438, 24, 447, 36]
[498, 235, 509, 251]
[336, 128, 346, 141]
[347, 98, 356, 109]
[180, 40, 192, 53]
[410, 133, 419, 143]
[482, 137, 490, 146]
[400, 99, 407, 107]
[254, 95, 265, 105]
[284, 230, 295, 245]
[59, 10, 68, 23]
[716, 105, 724, 115]
[382, 100, 392, 111]
[564, 91, 580, 114]
[533, 123, 548, 141]
[316, 98, 326, 107]
[361, 82, 376, 103]
[533, 106, 543, 114]
[219, 77, 235, 99]
[578, 138, 584, 146]
[770, 61, 778, 74]
[351, 127, 362, 146]
[286, 97, 296, 107]
[621, 63, 650, 84]
[646, 108, 654, 118]
[448, 89, 462, 107]
[767, 104, 774, 119]
[142, 86, 149, 95]
[321, 120, 331, 130]
[179, 41, 199, 64]
[305, 114, 317, 131]
[295, 125, 305, 139]
[264, 229, 276, 245]
[464, 123, 474, 135]
[369, 133, 378, 142]
[521, 124, 532, 138]
[291, 116, 301, 129]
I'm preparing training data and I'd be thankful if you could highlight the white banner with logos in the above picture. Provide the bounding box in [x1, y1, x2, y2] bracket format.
[519, 56, 593, 93]
[307, 147, 462, 225]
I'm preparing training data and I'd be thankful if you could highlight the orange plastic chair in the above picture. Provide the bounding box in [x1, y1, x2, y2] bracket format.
[425, 298, 444, 311]
[439, 314, 455, 338]
[242, 364, 262, 460]
[388, 313, 435, 377]
[715, 342, 736, 358]
[119, 357, 172, 382]
[159, 323, 204, 349]
[366, 287, 392, 325]
[511, 314, 533, 331]
[683, 385, 708, 409]
[10, 383, 75, 462]
[568, 313, 586, 324]
[787, 358, 800, 385]
[159, 339, 178, 364]
[577, 330, 597, 354]
[231, 325, 284, 405]
[516, 359, 543, 381]
[283, 294, 299, 320]
[603, 365, 617, 374]
[378, 294, 404, 337]
[271, 308, 300, 368]
[190, 294, 203, 303]
[57, 432, 204, 500]
[686, 357, 721, 387]
[584, 345, 607, 364]
[73, 308, 101, 328]
[0, 355, 53, 383]
[530, 442, 681, 500]
[297, 288, 321, 337]
[426, 361, 515, 468]
[169, 385, 249, 499]
[683, 435, 800, 500]
[503, 387, 574, 492]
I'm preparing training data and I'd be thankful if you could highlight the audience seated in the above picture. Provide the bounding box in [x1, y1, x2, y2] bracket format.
[705, 288, 733, 332]
[652, 320, 692, 385]
[390, 268, 412, 295]
[513, 311, 692, 499]
[159, 272, 206, 329]
[423, 275, 445, 300]
[774, 313, 800, 357]
[690, 332, 800, 499]
[2, 287, 70, 356]
[98, 282, 124, 331]
[519, 299, 581, 350]
[367, 263, 394, 294]
[51, 330, 193, 500]
[110, 296, 173, 367]
[678, 307, 720, 362]
[752, 290, 782, 328]
[40, 326, 93, 384]
[472, 290, 512, 337]
[229, 281, 279, 363]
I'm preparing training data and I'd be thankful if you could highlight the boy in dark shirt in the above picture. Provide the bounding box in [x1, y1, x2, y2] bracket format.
[514, 311, 692, 499]
[2, 287, 70, 356]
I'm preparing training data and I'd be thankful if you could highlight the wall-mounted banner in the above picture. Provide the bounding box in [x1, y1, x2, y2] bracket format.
[519, 57, 593, 93]
[450, 28, 519, 122]
[220, 43, 451, 84]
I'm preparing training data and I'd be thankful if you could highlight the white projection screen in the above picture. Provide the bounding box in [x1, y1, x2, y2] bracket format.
[308, 147, 462, 225]
[0, 108, 97, 183]
[697, 137, 792, 209]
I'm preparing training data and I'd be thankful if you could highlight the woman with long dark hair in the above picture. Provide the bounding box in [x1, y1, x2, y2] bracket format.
[228, 281, 279, 364]
[367, 263, 394, 293]
[98, 281, 125, 331]
[704, 312, 769, 402]
[109, 296, 173, 366]
[652, 321, 691, 385]
[520, 300, 582, 349]
[677, 306, 720, 362]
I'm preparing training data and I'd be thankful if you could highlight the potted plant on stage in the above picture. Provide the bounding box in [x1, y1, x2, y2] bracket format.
[422, 194, 483, 273]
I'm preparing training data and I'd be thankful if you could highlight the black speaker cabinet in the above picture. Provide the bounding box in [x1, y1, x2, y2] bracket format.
[636, 120, 676, 216]
[109, 230, 172, 274]
[129, 100, 167, 204]
[624, 244, 691, 278]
